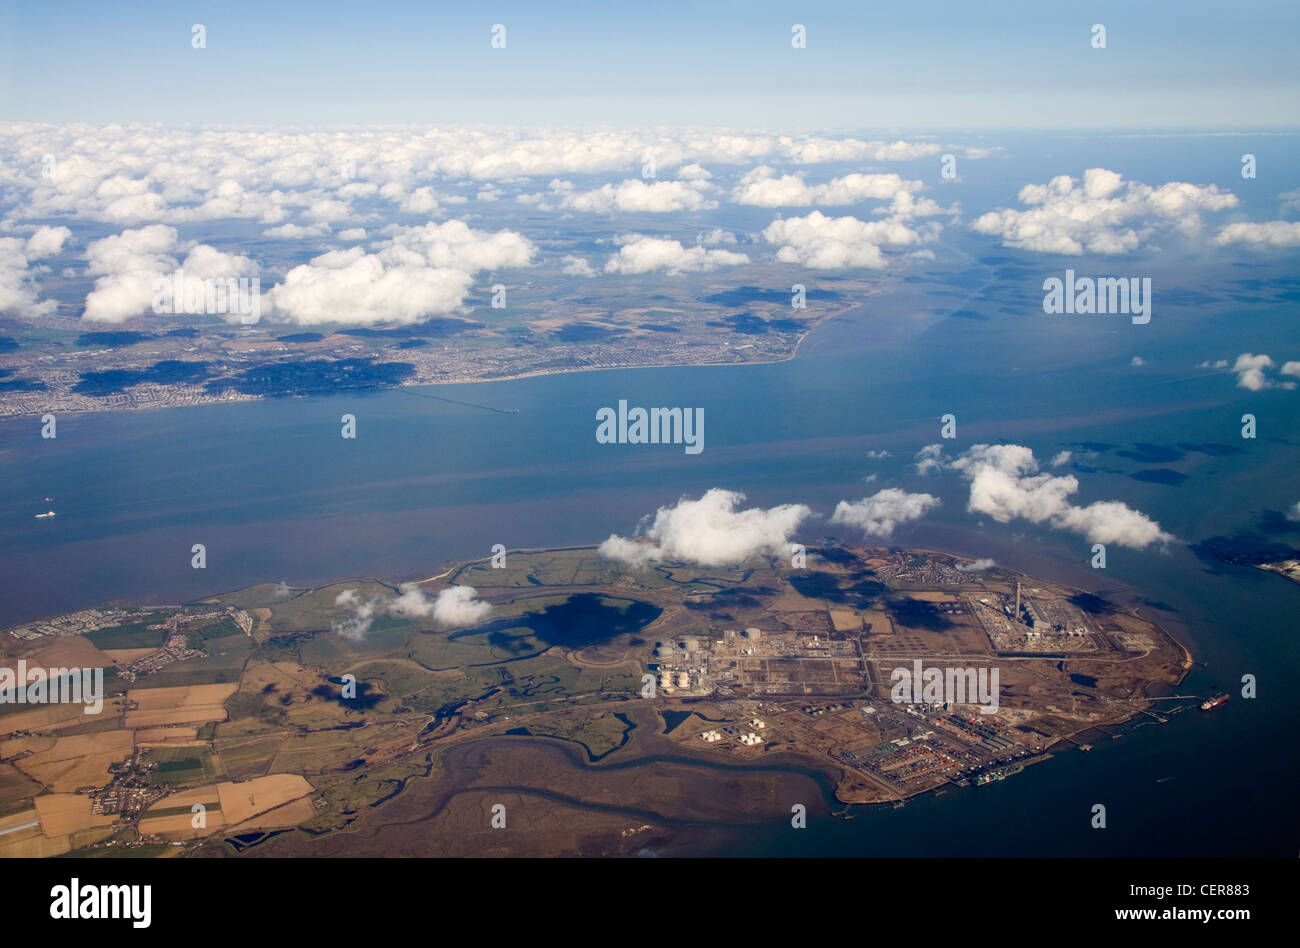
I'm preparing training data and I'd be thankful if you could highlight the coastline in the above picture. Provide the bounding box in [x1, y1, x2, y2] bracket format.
[0, 280, 888, 421]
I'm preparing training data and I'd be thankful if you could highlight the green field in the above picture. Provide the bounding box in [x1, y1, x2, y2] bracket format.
[87, 617, 169, 649]
[144, 746, 224, 786]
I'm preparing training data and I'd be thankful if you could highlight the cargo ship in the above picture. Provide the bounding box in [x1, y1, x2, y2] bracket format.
[1201, 693, 1229, 711]
[974, 764, 1024, 786]
[34, 510, 55, 519]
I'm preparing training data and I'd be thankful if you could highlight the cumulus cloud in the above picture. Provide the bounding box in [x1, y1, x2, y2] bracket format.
[598, 488, 811, 567]
[0, 126, 954, 233]
[398, 187, 439, 215]
[25, 225, 72, 258]
[1052, 501, 1178, 548]
[603, 236, 749, 274]
[430, 586, 494, 626]
[972, 168, 1238, 254]
[0, 226, 72, 317]
[263, 222, 329, 239]
[332, 588, 380, 640]
[1233, 353, 1274, 390]
[780, 138, 941, 164]
[949, 443, 1175, 549]
[333, 583, 492, 638]
[561, 254, 597, 277]
[1050, 451, 1073, 467]
[1130, 356, 1146, 366]
[1213, 221, 1300, 248]
[389, 584, 493, 626]
[0, 126, 978, 322]
[829, 488, 940, 537]
[266, 248, 471, 326]
[915, 443, 946, 476]
[763, 210, 940, 269]
[956, 558, 996, 572]
[562, 178, 715, 213]
[732, 167, 925, 208]
[1231, 353, 1296, 391]
[265, 219, 534, 325]
[82, 225, 259, 323]
[697, 227, 738, 246]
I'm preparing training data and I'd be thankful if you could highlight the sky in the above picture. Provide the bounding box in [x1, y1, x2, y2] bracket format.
[2, 0, 1298, 128]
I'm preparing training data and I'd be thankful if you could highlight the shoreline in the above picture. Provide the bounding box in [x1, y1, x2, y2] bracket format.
[0, 281, 888, 422]
[0, 341, 814, 422]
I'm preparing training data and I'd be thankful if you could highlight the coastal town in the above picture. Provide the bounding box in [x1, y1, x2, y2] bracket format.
[0, 271, 886, 418]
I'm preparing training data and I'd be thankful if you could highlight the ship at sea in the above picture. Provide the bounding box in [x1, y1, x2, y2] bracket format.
[1201, 693, 1229, 711]
[34, 510, 55, 519]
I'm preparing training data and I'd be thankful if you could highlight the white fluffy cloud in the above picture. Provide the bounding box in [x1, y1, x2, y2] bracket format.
[604, 236, 749, 274]
[915, 443, 1174, 549]
[1231, 352, 1297, 391]
[389, 584, 493, 626]
[1214, 221, 1300, 248]
[731, 167, 924, 208]
[82, 225, 259, 323]
[562, 178, 715, 213]
[265, 219, 534, 325]
[561, 254, 597, 277]
[332, 589, 380, 640]
[0, 226, 71, 317]
[263, 222, 329, 239]
[25, 225, 72, 258]
[829, 488, 940, 537]
[779, 138, 941, 163]
[915, 443, 946, 475]
[598, 488, 811, 567]
[0, 126, 948, 230]
[972, 168, 1238, 254]
[697, 227, 737, 246]
[334, 583, 492, 638]
[763, 211, 939, 269]
[265, 249, 472, 326]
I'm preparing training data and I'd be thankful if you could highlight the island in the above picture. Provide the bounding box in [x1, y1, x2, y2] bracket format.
[0, 544, 1192, 857]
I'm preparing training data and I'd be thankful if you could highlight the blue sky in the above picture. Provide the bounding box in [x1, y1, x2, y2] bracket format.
[2, 0, 1297, 127]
